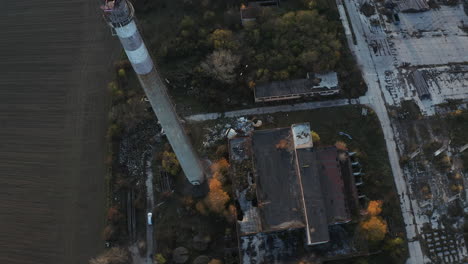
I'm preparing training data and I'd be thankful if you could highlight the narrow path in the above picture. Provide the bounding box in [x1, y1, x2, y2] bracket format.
[132, 153, 155, 264]
[145, 155, 155, 263]
[185, 98, 359, 122]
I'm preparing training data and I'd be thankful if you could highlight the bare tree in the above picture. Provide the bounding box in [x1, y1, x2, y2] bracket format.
[200, 49, 240, 84]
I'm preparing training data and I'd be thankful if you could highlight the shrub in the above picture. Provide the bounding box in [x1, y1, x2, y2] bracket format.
[311, 131, 320, 143]
[117, 68, 126, 79]
[335, 141, 348, 150]
[154, 253, 167, 264]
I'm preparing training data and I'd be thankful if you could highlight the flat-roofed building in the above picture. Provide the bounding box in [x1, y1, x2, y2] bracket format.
[254, 72, 339, 103]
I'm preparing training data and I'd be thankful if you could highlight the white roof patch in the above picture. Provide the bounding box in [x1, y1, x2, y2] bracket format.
[291, 123, 313, 149]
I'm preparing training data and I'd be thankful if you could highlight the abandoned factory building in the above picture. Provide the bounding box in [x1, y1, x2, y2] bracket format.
[229, 123, 360, 263]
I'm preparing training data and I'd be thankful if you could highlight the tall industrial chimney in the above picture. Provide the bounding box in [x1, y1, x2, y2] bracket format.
[101, 0, 205, 185]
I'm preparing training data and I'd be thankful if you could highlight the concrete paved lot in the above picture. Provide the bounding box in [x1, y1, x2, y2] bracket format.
[0, 1, 119, 264]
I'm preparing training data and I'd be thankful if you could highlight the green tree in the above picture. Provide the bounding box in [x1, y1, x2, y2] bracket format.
[299, 51, 319, 71]
[117, 68, 126, 79]
[383, 237, 406, 260]
[245, 10, 342, 81]
[203, 11, 215, 23]
[162, 151, 181, 176]
[209, 29, 238, 50]
[154, 253, 167, 264]
[179, 16, 195, 30]
[311, 131, 320, 143]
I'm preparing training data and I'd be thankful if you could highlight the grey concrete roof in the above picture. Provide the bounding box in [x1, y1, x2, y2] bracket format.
[296, 148, 330, 245]
[411, 70, 431, 100]
[252, 128, 306, 231]
[315, 147, 350, 224]
[229, 124, 359, 259]
[254, 72, 339, 99]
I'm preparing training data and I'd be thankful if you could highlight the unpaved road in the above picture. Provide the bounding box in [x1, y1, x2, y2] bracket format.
[0, 1, 119, 264]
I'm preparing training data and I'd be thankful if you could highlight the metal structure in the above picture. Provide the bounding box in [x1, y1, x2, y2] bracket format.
[101, 0, 205, 185]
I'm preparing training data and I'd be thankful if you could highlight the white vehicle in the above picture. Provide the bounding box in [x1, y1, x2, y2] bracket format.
[147, 212, 152, 225]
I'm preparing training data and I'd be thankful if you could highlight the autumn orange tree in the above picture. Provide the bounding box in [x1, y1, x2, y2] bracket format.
[211, 158, 229, 173]
[196, 159, 231, 216]
[360, 200, 388, 242]
[367, 200, 383, 216]
[204, 178, 230, 214]
[335, 141, 348, 151]
[360, 216, 387, 241]
[210, 158, 229, 184]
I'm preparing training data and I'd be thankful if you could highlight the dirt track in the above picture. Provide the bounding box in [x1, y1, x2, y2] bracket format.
[0, 1, 119, 264]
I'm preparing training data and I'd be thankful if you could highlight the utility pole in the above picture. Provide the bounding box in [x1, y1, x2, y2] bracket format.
[101, 0, 205, 185]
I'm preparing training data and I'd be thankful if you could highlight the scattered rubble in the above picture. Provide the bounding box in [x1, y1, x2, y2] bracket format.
[202, 117, 254, 148]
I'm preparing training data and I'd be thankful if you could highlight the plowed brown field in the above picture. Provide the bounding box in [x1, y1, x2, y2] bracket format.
[0, 1, 119, 263]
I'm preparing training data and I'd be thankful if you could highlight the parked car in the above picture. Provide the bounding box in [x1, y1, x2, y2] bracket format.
[147, 212, 152, 225]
